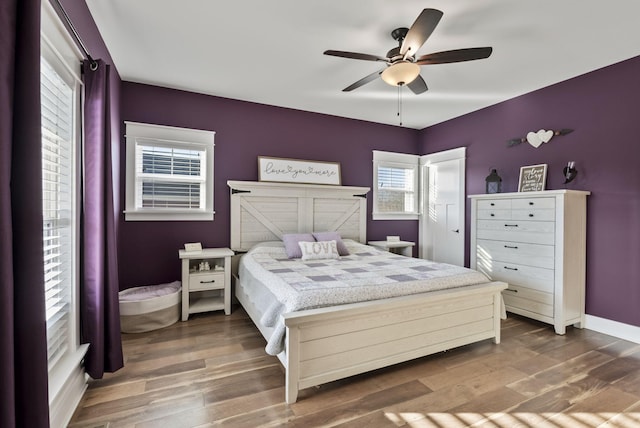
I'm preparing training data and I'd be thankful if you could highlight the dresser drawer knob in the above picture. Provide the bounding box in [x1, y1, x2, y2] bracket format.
[490, 213, 495, 217]
[490, 202, 495, 206]
[504, 266, 519, 271]
[504, 245, 518, 249]
[200, 279, 216, 284]
[504, 224, 519, 227]
[529, 202, 534, 205]
[529, 213, 534, 217]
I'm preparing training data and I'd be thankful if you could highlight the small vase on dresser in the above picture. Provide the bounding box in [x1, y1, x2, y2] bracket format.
[469, 190, 590, 334]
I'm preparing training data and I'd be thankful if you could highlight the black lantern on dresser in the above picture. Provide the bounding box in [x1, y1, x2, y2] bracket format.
[485, 168, 502, 194]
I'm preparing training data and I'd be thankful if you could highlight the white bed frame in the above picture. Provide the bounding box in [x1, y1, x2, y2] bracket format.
[228, 180, 507, 403]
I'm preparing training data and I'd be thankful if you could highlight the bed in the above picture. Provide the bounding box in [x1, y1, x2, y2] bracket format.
[228, 180, 507, 403]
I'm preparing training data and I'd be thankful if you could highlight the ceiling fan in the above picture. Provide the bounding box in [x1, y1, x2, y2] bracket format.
[324, 8, 493, 94]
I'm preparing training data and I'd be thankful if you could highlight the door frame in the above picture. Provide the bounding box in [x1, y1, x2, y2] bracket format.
[419, 147, 466, 263]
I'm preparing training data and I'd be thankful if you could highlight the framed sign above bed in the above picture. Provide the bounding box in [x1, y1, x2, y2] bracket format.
[258, 156, 341, 185]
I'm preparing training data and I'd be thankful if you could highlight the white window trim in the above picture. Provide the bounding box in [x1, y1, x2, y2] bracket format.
[372, 150, 420, 221]
[41, 2, 89, 427]
[124, 121, 215, 221]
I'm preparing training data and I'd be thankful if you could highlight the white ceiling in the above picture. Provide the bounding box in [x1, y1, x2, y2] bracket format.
[86, 0, 640, 130]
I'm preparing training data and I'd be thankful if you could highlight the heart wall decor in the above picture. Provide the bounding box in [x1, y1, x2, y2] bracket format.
[507, 128, 574, 148]
[526, 129, 555, 148]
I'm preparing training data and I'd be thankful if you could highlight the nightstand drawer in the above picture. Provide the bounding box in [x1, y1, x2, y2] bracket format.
[189, 272, 225, 291]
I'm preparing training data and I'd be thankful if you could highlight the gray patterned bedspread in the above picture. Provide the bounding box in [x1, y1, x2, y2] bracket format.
[239, 240, 490, 355]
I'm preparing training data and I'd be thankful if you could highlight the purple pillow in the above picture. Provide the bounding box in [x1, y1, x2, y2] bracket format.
[282, 233, 315, 258]
[312, 231, 349, 256]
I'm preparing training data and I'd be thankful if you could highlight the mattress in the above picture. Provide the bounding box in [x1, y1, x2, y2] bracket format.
[239, 240, 490, 355]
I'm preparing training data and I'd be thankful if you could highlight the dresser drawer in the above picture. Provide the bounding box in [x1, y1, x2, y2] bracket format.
[511, 209, 555, 221]
[502, 284, 554, 318]
[477, 261, 554, 293]
[477, 199, 511, 210]
[477, 209, 511, 220]
[476, 220, 555, 245]
[511, 197, 555, 210]
[189, 272, 225, 291]
[475, 239, 555, 269]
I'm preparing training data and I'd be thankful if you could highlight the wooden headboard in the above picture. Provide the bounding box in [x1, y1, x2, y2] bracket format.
[227, 180, 370, 252]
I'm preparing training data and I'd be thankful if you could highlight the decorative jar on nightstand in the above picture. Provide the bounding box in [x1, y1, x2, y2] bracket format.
[178, 247, 234, 321]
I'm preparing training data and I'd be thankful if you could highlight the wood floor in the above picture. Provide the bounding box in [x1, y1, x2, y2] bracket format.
[68, 308, 640, 428]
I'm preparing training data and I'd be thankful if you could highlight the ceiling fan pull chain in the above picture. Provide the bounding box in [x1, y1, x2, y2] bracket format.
[397, 84, 403, 126]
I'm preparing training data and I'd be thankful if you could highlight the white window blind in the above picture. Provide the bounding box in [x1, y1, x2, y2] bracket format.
[41, 56, 73, 370]
[125, 122, 215, 221]
[377, 165, 415, 213]
[135, 140, 205, 209]
[372, 150, 419, 220]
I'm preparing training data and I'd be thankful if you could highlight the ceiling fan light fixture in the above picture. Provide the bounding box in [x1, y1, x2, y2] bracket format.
[381, 61, 420, 86]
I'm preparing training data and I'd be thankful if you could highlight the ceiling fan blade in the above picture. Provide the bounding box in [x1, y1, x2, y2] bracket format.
[342, 70, 383, 92]
[415, 47, 493, 65]
[324, 50, 388, 62]
[400, 9, 444, 57]
[407, 75, 428, 94]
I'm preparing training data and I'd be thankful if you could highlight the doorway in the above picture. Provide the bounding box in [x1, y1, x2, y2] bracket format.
[419, 147, 466, 266]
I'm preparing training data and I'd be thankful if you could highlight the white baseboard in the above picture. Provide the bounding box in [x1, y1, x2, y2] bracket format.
[49, 365, 87, 428]
[49, 344, 89, 428]
[585, 315, 640, 344]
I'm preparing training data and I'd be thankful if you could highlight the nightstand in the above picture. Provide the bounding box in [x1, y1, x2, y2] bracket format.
[178, 247, 234, 321]
[368, 240, 415, 257]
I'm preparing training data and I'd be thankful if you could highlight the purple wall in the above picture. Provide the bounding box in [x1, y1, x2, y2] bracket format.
[119, 84, 420, 288]
[419, 56, 640, 328]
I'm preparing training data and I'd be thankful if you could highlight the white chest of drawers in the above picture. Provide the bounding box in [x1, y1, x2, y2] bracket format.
[469, 190, 590, 334]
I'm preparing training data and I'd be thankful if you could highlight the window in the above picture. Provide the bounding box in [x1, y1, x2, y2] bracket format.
[125, 122, 215, 221]
[372, 150, 419, 220]
[41, 1, 87, 425]
[41, 54, 75, 371]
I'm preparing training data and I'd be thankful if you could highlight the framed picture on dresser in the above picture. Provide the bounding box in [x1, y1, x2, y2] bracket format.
[518, 163, 547, 192]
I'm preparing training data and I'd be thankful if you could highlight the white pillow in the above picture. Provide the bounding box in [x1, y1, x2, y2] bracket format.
[298, 240, 340, 261]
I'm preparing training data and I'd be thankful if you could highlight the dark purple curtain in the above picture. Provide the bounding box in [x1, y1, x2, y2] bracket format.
[81, 59, 123, 378]
[0, 0, 51, 427]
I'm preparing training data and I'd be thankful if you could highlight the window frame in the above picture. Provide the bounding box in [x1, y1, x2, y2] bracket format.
[372, 150, 420, 220]
[41, 1, 88, 424]
[124, 121, 215, 221]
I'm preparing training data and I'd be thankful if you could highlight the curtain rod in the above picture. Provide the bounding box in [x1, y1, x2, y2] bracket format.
[50, 0, 99, 71]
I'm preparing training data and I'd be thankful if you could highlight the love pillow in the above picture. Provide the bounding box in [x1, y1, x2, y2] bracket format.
[298, 240, 340, 261]
[312, 231, 349, 256]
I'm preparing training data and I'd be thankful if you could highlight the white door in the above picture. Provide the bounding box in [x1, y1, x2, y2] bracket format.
[419, 148, 465, 266]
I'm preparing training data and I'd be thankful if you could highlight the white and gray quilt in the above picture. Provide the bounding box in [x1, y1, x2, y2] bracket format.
[239, 240, 490, 355]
